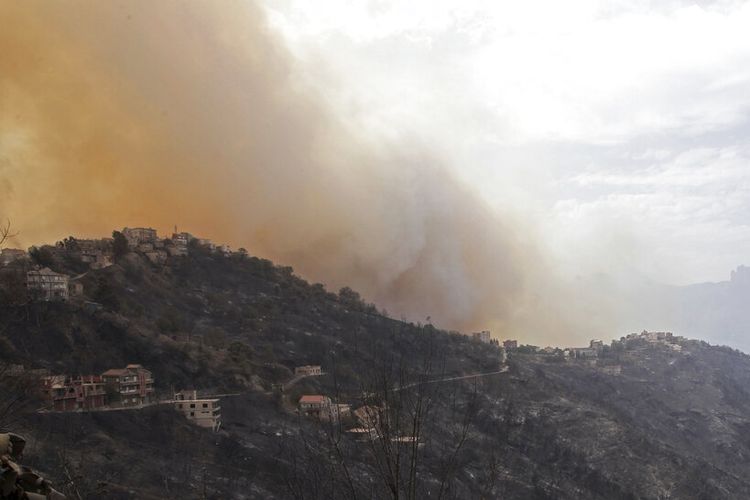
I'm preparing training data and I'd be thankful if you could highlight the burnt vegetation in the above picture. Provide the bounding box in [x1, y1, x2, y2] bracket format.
[2, 241, 750, 498]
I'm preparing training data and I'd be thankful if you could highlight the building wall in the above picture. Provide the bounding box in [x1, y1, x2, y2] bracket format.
[102, 366, 155, 407]
[27, 269, 69, 301]
[295, 365, 322, 376]
[174, 392, 221, 430]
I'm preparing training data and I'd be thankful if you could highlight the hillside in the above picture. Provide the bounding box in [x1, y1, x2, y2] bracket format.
[3, 241, 750, 498]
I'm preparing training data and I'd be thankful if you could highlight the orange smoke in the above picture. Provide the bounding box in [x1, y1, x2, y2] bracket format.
[1, 1, 608, 342]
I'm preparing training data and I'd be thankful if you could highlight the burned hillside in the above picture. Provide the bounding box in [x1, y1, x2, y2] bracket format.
[2, 238, 750, 498]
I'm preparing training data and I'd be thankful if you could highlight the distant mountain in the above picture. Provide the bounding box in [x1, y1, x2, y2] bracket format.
[567, 266, 750, 353]
[670, 266, 750, 352]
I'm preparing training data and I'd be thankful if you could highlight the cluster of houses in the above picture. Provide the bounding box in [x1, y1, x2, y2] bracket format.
[293, 364, 421, 445]
[0, 227, 245, 302]
[470, 330, 518, 350]
[564, 330, 685, 359]
[37, 364, 223, 431]
[298, 395, 350, 422]
[41, 364, 155, 411]
[622, 330, 684, 351]
[121, 226, 234, 263]
[294, 364, 347, 422]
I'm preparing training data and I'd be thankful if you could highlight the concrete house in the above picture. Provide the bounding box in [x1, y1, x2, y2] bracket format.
[102, 364, 155, 407]
[26, 268, 69, 301]
[299, 395, 338, 421]
[174, 390, 221, 431]
[503, 340, 518, 350]
[41, 375, 107, 411]
[122, 227, 158, 247]
[170, 232, 192, 256]
[472, 331, 492, 343]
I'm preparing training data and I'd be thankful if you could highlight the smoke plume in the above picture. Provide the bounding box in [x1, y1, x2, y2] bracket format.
[0, 1, 605, 342]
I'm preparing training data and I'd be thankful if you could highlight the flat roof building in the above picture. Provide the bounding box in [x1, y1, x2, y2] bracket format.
[174, 390, 221, 431]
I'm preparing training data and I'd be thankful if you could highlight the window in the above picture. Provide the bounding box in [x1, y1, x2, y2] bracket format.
[178, 404, 183, 409]
[190, 412, 194, 417]
[202, 403, 208, 408]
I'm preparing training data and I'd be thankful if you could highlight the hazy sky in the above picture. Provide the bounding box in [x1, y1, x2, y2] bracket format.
[262, 0, 750, 285]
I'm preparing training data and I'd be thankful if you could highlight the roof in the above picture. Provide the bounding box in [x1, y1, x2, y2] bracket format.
[27, 267, 66, 277]
[299, 395, 328, 404]
[101, 368, 128, 377]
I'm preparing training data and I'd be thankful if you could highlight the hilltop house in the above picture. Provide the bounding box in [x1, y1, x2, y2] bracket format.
[503, 340, 518, 350]
[26, 268, 69, 301]
[472, 331, 492, 343]
[122, 227, 157, 247]
[41, 375, 107, 411]
[569, 347, 598, 359]
[644, 331, 673, 343]
[170, 232, 192, 256]
[174, 390, 221, 431]
[102, 364, 155, 407]
[75, 239, 114, 269]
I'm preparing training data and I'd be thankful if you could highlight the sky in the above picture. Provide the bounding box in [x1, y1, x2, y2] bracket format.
[262, 0, 750, 285]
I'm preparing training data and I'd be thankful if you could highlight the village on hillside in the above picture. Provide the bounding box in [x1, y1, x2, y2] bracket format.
[1, 227, 694, 441]
[0, 227, 243, 302]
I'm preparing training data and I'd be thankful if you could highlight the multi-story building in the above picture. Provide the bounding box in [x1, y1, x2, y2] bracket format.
[122, 227, 158, 247]
[169, 232, 191, 256]
[102, 364, 155, 407]
[472, 331, 492, 343]
[41, 375, 107, 411]
[503, 340, 518, 350]
[173, 390, 221, 431]
[26, 267, 69, 301]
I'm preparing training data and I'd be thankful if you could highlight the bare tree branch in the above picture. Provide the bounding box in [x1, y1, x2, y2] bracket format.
[0, 218, 18, 248]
